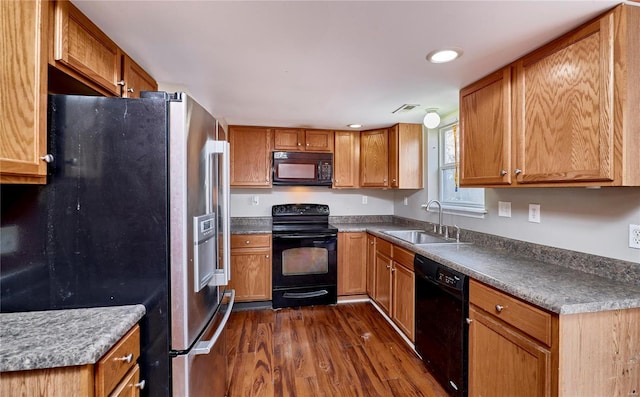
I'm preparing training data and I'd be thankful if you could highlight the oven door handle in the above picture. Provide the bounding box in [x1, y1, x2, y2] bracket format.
[274, 233, 337, 239]
[283, 290, 329, 299]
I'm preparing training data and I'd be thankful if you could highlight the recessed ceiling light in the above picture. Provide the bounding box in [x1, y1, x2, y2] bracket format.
[426, 48, 463, 64]
[348, 124, 362, 128]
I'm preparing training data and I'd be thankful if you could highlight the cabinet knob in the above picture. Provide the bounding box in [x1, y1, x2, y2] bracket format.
[392, 179, 396, 183]
[514, 169, 522, 175]
[297, 142, 302, 146]
[383, 178, 387, 183]
[306, 143, 309, 146]
[386, 264, 391, 269]
[115, 353, 133, 363]
[495, 304, 505, 313]
[40, 154, 54, 163]
[116, 80, 125, 86]
[265, 255, 270, 259]
[134, 380, 146, 390]
[466, 318, 473, 324]
[500, 169, 507, 176]
[127, 87, 135, 93]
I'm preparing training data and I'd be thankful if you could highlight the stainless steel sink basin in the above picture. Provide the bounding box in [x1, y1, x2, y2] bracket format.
[382, 229, 467, 245]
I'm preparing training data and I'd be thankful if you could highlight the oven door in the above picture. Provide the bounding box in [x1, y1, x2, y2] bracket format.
[272, 232, 337, 307]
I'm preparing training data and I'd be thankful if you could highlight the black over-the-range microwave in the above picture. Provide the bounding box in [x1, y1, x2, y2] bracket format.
[272, 151, 333, 186]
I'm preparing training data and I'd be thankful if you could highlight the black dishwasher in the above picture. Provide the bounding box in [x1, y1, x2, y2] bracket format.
[414, 253, 469, 397]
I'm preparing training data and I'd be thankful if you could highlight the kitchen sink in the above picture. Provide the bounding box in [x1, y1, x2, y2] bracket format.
[382, 229, 468, 245]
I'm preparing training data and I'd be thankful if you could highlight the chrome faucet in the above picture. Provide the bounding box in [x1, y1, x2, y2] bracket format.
[422, 199, 443, 234]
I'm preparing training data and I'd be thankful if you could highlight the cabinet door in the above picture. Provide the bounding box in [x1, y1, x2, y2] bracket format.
[333, 130, 360, 188]
[121, 54, 157, 98]
[366, 234, 376, 297]
[396, 123, 423, 189]
[468, 306, 551, 397]
[515, 15, 614, 184]
[337, 232, 367, 296]
[304, 129, 334, 152]
[459, 68, 512, 186]
[53, 0, 122, 96]
[360, 129, 389, 187]
[229, 126, 272, 187]
[109, 365, 142, 397]
[388, 124, 399, 188]
[0, 0, 48, 184]
[392, 262, 415, 341]
[230, 249, 271, 302]
[373, 251, 392, 315]
[273, 128, 303, 150]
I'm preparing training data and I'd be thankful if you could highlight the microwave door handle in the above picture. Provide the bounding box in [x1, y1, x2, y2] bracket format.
[193, 290, 235, 355]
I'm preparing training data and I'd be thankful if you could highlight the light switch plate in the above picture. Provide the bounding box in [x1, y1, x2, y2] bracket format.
[362, 195, 368, 204]
[498, 201, 511, 217]
[528, 204, 541, 223]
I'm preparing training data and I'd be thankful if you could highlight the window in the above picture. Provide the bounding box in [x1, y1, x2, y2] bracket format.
[438, 122, 485, 214]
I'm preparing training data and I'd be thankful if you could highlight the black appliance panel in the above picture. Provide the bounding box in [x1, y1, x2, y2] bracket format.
[415, 254, 469, 397]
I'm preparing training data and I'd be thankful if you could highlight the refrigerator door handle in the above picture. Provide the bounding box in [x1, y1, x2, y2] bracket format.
[193, 289, 235, 355]
[207, 140, 231, 286]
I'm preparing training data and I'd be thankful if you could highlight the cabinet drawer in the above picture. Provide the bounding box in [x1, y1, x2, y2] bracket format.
[376, 238, 392, 257]
[470, 280, 552, 346]
[231, 234, 271, 249]
[95, 325, 140, 397]
[109, 364, 142, 397]
[393, 245, 414, 270]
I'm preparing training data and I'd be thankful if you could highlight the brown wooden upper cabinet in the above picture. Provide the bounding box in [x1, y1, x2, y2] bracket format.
[121, 54, 158, 98]
[360, 128, 389, 188]
[229, 126, 272, 188]
[460, 4, 640, 187]
[388, 123, 423, 189]
[273, 128, 334, 152]
[333, 130, 360, 188]
[1, 0, 49, 184]
[51, 0, 157, 98]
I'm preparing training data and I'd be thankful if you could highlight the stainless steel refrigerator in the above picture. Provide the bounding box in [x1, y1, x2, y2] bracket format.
[0, 92, 234, 397]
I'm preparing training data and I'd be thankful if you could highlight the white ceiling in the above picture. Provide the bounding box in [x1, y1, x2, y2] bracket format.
[72, 0, 622, 130]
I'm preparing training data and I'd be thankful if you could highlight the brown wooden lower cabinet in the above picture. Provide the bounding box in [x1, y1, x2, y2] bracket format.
[337, 232, 367, 296]
[0, 325, 141, 397]
[229, 234, 272, 302]
[366, 233, 376, 297]
[468, 279, 640, 397]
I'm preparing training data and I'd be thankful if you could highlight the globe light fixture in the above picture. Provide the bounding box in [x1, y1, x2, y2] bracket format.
[423, 109, 441, 129]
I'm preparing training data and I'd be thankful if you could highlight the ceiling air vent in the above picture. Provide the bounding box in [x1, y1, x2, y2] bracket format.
[392, 104, 420, 114]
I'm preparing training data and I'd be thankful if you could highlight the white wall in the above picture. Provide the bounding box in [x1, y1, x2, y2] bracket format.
[230, 187, 395, 217]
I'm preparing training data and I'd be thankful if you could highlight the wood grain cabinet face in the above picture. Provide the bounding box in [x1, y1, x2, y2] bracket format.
[0, 0, 49, 184]
[333, 130, 360, 188]
[391, 259, 415, 341]
[360, 128, 389, 188]
[366, 234, 376, 297]
[229, 234, 272, 302]
[459, 4, 640, 187]
[304, 129, 334, 152]
[337, 232, 367, 296]
[388, 123, 423, 189]
[53, 0, 122, 96]
[273, 129, 334, 152]
[121, 55, 157, 98]
[229, 126, 272, 188]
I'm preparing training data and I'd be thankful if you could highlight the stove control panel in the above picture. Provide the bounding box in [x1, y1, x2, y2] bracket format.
[272, 204, 330, 217]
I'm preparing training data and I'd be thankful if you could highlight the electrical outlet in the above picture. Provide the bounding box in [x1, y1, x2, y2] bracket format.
[362, 195, 368, 204]
[498, 201, 511, 217]
[630, 224, 640, 249]
[528, 204, 541, 223]
[403, 197, 408, 206]
[252, 195, 259, 205]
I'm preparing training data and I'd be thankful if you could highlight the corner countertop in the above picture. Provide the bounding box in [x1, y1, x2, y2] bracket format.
[231, 221, 640, 315]
[0, 305, 145, 372]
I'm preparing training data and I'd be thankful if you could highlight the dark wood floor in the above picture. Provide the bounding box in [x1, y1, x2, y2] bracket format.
[226, 302, 448, 397]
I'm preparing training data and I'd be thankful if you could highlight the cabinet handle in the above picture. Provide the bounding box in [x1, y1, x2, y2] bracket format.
[297, 142, 302, 146]
[127, 87, 135, 93]
[500, 169, 507, 176]
[245, 240, 250, 244]
[116, 80, 125, 86]
[495, 304, 504, 313]
[386, 264, 391, 269]
[265, 255, 270, 259]
[266, 176, 270, 182]
[134, 380, 146, 390]
[40, 154, 54, 163]
[514, 169, 522, 175]
[391, 267, 395, 273]
[383, 178, 387, 183]
[306, 143, 309, 146]
[466, 318, 473, 324]
[392, 179, 396, 183]
[115, 353, 133, 363]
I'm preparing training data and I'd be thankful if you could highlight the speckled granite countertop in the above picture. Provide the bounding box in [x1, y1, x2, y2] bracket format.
[0, 305, 145, 372]
[231, 219, 640, 315]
